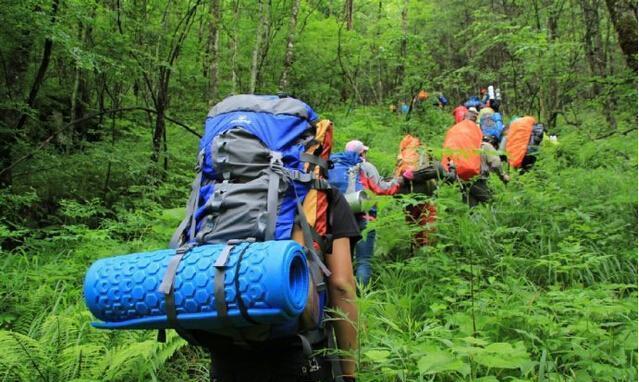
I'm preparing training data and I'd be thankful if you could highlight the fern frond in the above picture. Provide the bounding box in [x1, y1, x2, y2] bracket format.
[0, 330, 50, 382]
[150, 331, 187, 370]
[92, 340, 161, 381]
[59, 344, 106, 381]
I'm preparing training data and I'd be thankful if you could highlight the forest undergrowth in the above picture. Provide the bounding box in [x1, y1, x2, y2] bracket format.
[0, 107, 636, 382]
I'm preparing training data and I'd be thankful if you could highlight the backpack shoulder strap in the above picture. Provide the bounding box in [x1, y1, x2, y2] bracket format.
[169, 150, 205, 249]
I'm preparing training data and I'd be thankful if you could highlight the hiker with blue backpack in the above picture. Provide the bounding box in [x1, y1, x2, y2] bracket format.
[329, 140, 409, 286]
[83, 95, 362, 382]
[478, 100, 505, 149]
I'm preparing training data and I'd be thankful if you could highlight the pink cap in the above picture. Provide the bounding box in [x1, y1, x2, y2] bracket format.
[345, 140, 369, 154]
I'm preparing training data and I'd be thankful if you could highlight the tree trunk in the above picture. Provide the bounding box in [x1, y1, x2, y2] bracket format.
[250, 0, 268, 93]
[71, 19, 93, 144]
[375, 0, 384, 103]
[604, 0, 637, 72]
[151, 1, 201, 168]
[279, 0, 301, 91]
[395, 0, 408, 89]
[208, 0, 221, 103]
[256, 0, 273, 87]
[2, 0, 60, 187]
[579, 0, 617, 129]
[345, 0, 353, 30]
[543, 0, 565, 129]
[231, 0, 240, 94]
[152, 69, 168, 166]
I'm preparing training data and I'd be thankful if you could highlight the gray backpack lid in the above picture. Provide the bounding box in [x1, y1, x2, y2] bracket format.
[208, 94, 317, 122]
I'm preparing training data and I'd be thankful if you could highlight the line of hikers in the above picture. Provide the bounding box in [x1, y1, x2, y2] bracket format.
[333, 85, 548, 290]
[89, 93, 548, 382]
[191, 93, 546, 382]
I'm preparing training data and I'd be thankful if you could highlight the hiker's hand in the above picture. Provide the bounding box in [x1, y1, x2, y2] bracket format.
[402, 169, 414, 181]
[501, 173, 510, 184]
[445, 168, 457, 183]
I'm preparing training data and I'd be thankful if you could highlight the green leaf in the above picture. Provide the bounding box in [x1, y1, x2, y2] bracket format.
[417, 349, 469, 376]
[365, 350, 390, 362]
[475, 377, 499, 382]
[474, 342, 531, 370]
[461, 336, 489, 346]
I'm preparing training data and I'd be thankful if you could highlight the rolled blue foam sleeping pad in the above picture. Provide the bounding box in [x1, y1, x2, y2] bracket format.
[84, 240, 309, 330]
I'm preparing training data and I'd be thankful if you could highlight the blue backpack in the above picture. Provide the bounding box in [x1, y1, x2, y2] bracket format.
[480, 111, 505, 141]
[169, 94, 333, 340]
[464, 96, 482, 109]
[328, 151, 363, 194]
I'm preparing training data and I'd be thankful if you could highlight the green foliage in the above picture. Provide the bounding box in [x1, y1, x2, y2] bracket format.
[0, 0, 636, 380]
[0, 109, 636, 381]
[356, 116, 637, 381]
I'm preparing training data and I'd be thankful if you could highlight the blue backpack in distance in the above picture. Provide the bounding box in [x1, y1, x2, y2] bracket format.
[328, 151, 363, 194]
[480, 111, 505, 141]
[464, 96, 482, 109]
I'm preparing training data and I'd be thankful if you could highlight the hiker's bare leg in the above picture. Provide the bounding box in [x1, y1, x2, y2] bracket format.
[326, 237, 358, 377]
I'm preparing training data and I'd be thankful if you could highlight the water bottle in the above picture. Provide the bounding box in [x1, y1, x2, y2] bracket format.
[488, 85, 495, 100]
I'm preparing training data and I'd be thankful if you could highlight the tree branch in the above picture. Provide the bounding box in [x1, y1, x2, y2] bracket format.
[595, 127, 636, 140]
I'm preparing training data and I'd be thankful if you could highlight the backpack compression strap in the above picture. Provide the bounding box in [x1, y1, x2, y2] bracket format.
[266, 153, 284, 241]
[213, 241, 235, 318]
[156, 244, 200, 345]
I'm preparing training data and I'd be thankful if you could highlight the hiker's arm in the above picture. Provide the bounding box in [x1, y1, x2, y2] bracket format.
[482, 144, 509, 184]
[491, 158, 510, 184]
[326, 237, 358, 377]
[360, 161, 400, 195]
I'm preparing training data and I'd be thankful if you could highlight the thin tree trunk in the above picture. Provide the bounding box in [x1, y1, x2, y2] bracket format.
[14, 0, 61, 133]
[375, 0, 383, 103]
[208, 0, 221, 102]
[152, 72, 168, 165]
[396, 0, 408, 89]
[250, 0, 267, 94]
[604, 0, 637, 72]
[256, 0, 272, 87]
[543, 0, 565, 129]
[279, 0, 302, 91]
[71, 19, 93, 144]
[231, 0, 240, 94]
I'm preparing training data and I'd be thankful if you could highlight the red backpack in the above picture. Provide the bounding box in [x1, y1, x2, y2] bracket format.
[453, 105, 468, 124]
